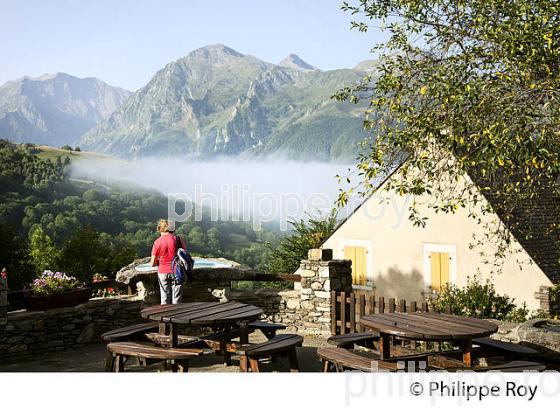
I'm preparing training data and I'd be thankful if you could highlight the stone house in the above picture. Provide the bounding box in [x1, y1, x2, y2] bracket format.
[321, 165, 559, 311]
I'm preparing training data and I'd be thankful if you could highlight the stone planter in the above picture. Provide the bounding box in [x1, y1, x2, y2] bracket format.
[517, 319, 560, 356]
[24, 287, 92, 311]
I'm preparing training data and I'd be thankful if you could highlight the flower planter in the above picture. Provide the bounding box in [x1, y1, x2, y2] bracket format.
[24, 287, 92, 311]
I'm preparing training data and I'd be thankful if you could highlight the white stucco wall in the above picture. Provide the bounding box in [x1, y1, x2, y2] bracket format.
[322, 181, 553, 310]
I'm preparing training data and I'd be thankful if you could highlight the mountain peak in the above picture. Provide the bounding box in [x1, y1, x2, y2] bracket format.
[278, 54, 317, 72]
[187, 44, 245, 60]
[353, 59, 380, 72]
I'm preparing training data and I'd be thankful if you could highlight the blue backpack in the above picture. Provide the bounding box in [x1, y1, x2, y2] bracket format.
[171, 236, 194, 285]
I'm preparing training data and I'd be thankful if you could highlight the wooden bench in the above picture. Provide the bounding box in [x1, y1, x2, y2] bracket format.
[101, 322, 159, 342]
[144, 332, 201, 347]
[327, 332, 379, 350]
[248, 321, 286, 339]
[473, 337, 538, 360]
[237, 334, 303, 372]
[165, 328, 258, 366]
[476, 360, 546, 372]
[441, 360, 546, 372]
[317, 347, 401, 372]
[105, 342, 204, 372]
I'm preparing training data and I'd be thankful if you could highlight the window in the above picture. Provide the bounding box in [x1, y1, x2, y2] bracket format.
[430, 252, 450, 290]
[344, 246, 367, 286]
[423, 244, 457, 291]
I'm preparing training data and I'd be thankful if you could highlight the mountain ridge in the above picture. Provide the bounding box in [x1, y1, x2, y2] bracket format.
[80, 44, 371, 160]
[0, 73, 130, 146]
[278, 54, 318, 72]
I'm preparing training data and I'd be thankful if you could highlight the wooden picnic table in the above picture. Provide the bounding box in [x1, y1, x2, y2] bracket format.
[141, 301, 263, 348]
[360, 312, 498, 366]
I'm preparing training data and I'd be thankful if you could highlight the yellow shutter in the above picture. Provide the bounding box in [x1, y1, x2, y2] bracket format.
[430, 252, 450, 290]
[344, 246, 367, 286]
[430, 252, 441, 290]
[355, 246, 367, 285]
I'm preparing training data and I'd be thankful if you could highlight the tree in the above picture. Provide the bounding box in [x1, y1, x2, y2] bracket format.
[336, 1, 560, 265]
[266, 210, 338, 274]
[0, 223, 33, 290]
[59, 225, 110, 281]
[187, 226, 206, 254]
[107, 237, 139, 274]
[206, 227, 223, 253]
[29, 226, 60, 274]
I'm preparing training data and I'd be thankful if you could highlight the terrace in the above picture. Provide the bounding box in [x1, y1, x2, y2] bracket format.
[1, 249, 559, 373]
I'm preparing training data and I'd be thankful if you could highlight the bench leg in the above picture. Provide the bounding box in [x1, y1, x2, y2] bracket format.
[169, 359, 188, 373]
[105, 351, 115, 372]
[114, 355, 125, 372]
[249, 358, 260, 373]
[287, 349, 299, 372]
[177, 360, 189, 373]
[239, 355, 249, 372]
[263, 330, 277, 340]
[322, 359, 330, 373]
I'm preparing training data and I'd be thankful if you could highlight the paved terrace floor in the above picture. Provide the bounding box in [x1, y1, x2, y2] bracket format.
[0, 332, 329, 372]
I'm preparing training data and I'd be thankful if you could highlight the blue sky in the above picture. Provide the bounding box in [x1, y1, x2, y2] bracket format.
[0, 0, 385, 90]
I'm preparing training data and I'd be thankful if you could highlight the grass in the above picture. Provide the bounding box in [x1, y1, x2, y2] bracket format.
[31, 145, 118, 163]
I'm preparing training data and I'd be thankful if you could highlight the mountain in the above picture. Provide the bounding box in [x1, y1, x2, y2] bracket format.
[278, 54, 317, 72]
[353, 59, 380, 72]
[0, 73, 130, 146]
[80, 44, 370, 160]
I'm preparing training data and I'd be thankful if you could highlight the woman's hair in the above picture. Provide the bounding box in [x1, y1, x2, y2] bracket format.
[157, 219, 175, 233]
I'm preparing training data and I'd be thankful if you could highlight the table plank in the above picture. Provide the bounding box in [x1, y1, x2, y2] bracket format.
[363, 314, 452, 338]
[360, 312, 497, 341]
[166, 302, 249, 324]
[418, 313, 497, 332]
[379, 313, 467, 336]
[360, 316, 425, 339]
[191, 305, 262, 325]
[141, 302, 214, 321]
[385, 313, 494, 338]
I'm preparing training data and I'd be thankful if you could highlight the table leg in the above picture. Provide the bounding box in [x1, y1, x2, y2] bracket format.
[379, 333, 391, 360]
[169, 323, 178, 348]
[461, 339, 473, 367]
[239, 321, 250, 345]
[158, 322, 167, 335]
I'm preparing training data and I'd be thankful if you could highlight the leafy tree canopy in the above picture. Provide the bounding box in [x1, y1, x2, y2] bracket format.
[336, 0, 560, 264]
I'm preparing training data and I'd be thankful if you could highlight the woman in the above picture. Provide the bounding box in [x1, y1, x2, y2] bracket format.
[150, 219, 186, 304]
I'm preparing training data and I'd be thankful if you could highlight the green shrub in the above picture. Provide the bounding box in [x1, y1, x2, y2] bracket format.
[429, 276, 527, 322]
[266, 210, 338, 274]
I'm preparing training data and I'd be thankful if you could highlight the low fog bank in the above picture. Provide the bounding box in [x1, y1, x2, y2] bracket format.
[70, 157, 363, 229]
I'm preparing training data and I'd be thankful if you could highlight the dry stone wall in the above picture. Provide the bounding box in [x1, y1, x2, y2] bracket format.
[0, 249, 352, 363]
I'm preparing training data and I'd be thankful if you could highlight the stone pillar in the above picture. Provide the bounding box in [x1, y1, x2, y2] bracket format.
[0, 277, 7, 326]
[534, 286, 551, 314]
[293, 248, 352, 334]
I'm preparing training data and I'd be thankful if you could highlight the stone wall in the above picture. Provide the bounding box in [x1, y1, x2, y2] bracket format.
[126, 249, 352, 334]
[0, 296, 143, 364]
[189, 249, 352, 334]
[0, 249, 352, 363]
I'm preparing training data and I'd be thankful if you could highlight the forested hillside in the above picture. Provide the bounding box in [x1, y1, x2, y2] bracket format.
[0, 140, 277, 290]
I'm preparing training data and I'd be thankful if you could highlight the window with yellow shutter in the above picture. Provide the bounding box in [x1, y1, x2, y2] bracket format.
[430, 252, 450, 290]
[344, 245, 367, 286]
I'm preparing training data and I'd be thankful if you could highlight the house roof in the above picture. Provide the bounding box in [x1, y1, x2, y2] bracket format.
[323, 163, 560, 284]
[472, 173, 560, 284]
